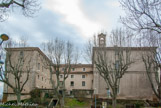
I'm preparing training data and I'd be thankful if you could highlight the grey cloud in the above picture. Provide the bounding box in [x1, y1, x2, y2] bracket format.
[0, 8, 85, 48]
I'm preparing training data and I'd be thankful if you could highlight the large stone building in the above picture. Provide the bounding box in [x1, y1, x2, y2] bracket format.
[93, 33, 157, 100]
[2, 33, 157, 101]
[3, 47, 52, 101]
[2, 48, 94, 101]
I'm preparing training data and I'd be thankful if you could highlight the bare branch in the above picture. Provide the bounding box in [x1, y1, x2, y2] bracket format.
[41, 38, 78, 107]
[1, 49, 33, 103]
[120, 0, 161, 34]
[0, 0, 40, 21]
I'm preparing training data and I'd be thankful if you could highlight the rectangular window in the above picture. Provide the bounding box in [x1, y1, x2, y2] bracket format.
[62, 68, 64, 71]
[60, 75, 63, 78]
[83, 68, 86, 71]
[107, 89, 110, 98]
[42, 77, 43, 81]
[20, 51, 24, 58]
[117, 86, 119, 94]
[38, 75, 39, 79]
[82, 81, 85, 86]
[70, 81, 74, 86]
[60, 81, 63, 87]
[115, 60, 119, 70]
[38, 63, 40, 70]
[72, 68, 75, 71]
[71, 75, 74, 78]
[82, 75, 85, 78]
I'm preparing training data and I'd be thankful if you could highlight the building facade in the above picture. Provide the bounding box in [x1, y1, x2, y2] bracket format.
[2, 48, 94, 101]
[2, 33, 158, 101]
[93, 47, 155, 100]
[3, 48, 52, 101]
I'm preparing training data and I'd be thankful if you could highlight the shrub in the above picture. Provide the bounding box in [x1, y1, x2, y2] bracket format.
[29, 88, 42, 104]
[44, 93, 53, 98]
[29, 88, 41, 99]
[5, 100, 17, 104]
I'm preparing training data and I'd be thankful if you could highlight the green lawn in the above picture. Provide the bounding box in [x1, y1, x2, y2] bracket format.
[56, 98, 90, 108]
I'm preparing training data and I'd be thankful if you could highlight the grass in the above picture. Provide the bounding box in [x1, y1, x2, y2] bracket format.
[64, 98, 90, 108]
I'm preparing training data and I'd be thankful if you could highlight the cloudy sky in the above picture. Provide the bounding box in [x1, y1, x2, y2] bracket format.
[0, 0, 124, 47]
[0, 0, 125, 97]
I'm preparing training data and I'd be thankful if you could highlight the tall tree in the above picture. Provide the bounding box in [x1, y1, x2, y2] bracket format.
[3, 36, 29, 48]
[0, 0, 40, 21]
[142, 47, 161, 102]
[138, 31, 161, 51]
[83, 35, 98, 63]
[0, 37, 30, 103]
[41, 38, 77, 107]
[139, 31, 161, 102]
[94, 28, 134, 108]
[0, 48, 32, 103]
[109, 28, 134, 47]
[94, 47, 133, 108]
[120, 0, 161, 34]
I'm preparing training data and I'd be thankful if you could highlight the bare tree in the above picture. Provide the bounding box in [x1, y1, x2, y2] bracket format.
[0, 0, 40, 21]
[109, 28, 134, 47]
[142, 47, 161, 102]
[3, 36, 28, 48]
[84, 29, 133, 64]
[138, 31, 161, 102]
[0, 48, 32, 103]
[61, 41, 73, 106]
[94, 29, 134, 108]
[138, 31, 161, 51]
[41, 38, 77, 107]
[83, 35, 98, 63]
[41, 38, 64, 106]
[18, 36, 28, 47]
[94, 47, 133, 108]
[3, 38, 17, 48]
[0, 36, 28, 62]
[0, 37, 30, 103]
[120, 0, 161, 34]
[73, 46, 79, 64]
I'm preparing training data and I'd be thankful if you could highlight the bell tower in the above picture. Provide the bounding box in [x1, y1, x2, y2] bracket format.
[98, 33, 106, 47]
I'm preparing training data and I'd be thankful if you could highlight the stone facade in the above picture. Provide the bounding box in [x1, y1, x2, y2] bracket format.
[3, 47, 52, 101]
[93, 35, 157, 100]
[59, 64, 93, 96]
[2, 48, 94, 101]
[2, 34, 158, 101]
[93, 48, 154, 99]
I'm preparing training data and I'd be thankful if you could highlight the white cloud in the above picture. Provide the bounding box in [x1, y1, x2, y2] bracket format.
[105, 1, 125, 17]
[45, 0, 103, 38]
[106, 1, 120, 7]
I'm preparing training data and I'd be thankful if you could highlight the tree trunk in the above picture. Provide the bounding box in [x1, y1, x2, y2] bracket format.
[62, 91, 65, 107]
[16, 92, 21, 104]
[62, 81, 65, 107]
[159, 99, 161, 104]
[112, 97, 116, 108]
